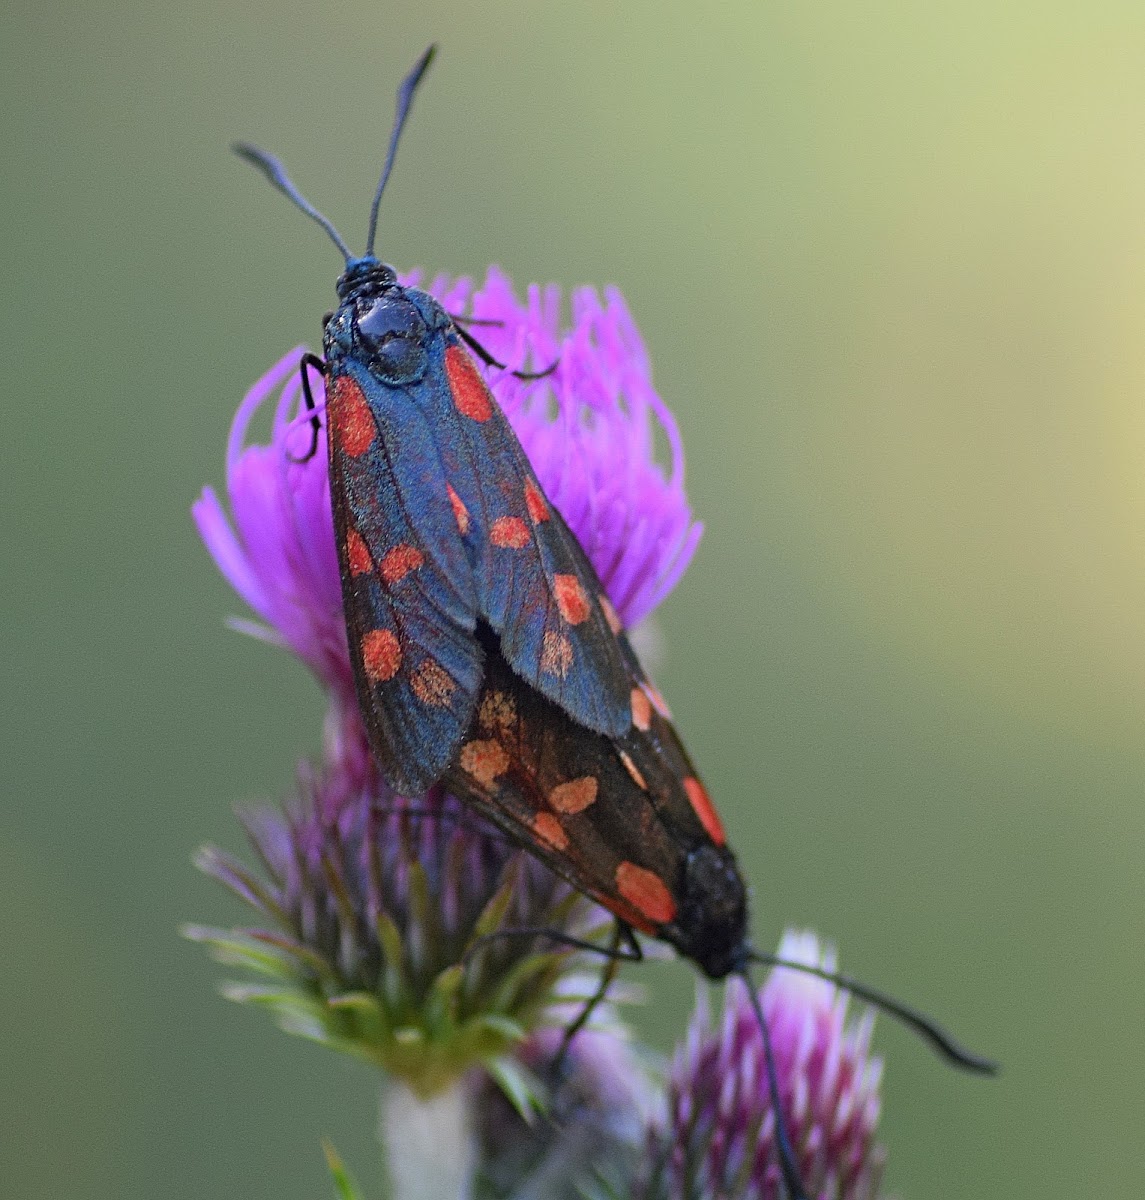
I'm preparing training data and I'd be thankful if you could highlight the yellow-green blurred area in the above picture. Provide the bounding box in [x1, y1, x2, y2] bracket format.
[3, 2, 1143, 1196]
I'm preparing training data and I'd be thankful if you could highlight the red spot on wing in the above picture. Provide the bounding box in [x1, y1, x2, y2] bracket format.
[548, 776, 598, 814]
[346, 528, 372, 576]
[410, 661, 456, 707]
[684, 777, 726, 846]
[532, 812, 569, 852]
[599, 594, 622, 635]
[447, 484, 470, 535]
[477, 690, 516, 736]
[490, 516, 530, 548]
[459, 739, 510, 786]
[630, 687, 652, 732]
[380, 543, 425, 585]
[644, 683, 672, 719]
[604, 899, 658, 936]
[553, 574, 591, 625]
[524, 478, 550, 523]
[615, 862, 677, 925]
[331, 376, 375, 456]
[361, 629, 401, 683]
[540, 631, 573, 677]
[445, 344, 493, 422]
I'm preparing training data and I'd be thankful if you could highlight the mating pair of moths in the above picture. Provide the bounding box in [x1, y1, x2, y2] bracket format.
[322, 251, 745, 974]
[238, 46, 745, 978]
[235, 45, 993, 1200]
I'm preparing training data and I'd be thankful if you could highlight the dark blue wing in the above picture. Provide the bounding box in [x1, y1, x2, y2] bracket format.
[405, 321, 637, 738]
[327, 361, 485, 795]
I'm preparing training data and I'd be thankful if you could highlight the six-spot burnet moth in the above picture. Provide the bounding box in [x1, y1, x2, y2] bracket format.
[234, 45, 996, 1199]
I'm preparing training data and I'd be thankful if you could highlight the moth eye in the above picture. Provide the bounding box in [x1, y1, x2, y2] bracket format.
[321, 310, 334, 329]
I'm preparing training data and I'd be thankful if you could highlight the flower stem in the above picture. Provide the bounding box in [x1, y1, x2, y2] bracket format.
[379, 1078, 477, 1200]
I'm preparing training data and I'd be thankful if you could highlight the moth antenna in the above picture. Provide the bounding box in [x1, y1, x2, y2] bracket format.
[365, 44, 437, 256]
[747, 949, 998, 1075]
[738, 968, 810, 1200]
[232, 142, 352, 264]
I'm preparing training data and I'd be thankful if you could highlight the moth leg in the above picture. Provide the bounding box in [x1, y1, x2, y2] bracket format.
[288, 352, 327, 464]
[461, 924, 643, 967]
[551, 920, 632, 1075]
[449, 314, 503, 327]
[452, 322, 558, 381]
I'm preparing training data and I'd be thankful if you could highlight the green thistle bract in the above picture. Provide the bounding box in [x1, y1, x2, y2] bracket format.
[187, 780, 609, 1102]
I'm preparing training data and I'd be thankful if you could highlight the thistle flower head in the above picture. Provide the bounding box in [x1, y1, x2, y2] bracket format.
[641, 931, 887, 1200]
[188, 776, 609, 1100]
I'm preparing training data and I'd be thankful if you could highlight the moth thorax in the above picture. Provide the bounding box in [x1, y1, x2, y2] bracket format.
[677, 845, 749, 980]
[352, 292, 430, 385]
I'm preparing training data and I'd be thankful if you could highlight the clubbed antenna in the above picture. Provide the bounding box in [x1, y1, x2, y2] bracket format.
[232, 142, 352, 264]
[365, 44, 437, 256]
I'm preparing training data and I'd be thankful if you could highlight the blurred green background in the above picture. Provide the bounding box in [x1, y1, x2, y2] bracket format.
[4, 2, 1143, 1196]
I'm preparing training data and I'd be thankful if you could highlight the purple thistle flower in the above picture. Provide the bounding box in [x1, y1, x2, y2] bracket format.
[193, 267, 701, 698]
[641, 932, 887, 1200]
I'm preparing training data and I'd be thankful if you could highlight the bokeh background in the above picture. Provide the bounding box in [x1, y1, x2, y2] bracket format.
[3, 2, 1143, 1197]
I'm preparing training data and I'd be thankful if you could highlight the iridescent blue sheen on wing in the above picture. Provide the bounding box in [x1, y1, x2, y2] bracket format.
[323, 263, 637, 795]
[326, 346, 484, 796]
[422, 320, 634, 736]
